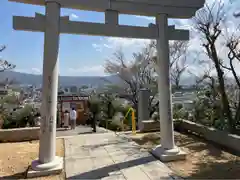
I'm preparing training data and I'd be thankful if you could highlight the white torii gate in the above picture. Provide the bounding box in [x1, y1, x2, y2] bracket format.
[9, 0, 205, 176]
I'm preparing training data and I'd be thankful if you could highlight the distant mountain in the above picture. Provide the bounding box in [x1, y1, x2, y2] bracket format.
[0, 71, 197, 87]
[0, 71, 121, 87]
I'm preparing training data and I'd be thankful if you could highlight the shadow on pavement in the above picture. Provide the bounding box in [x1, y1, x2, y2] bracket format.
[68, 155, 156, 179]
[0, 171, 26, 179]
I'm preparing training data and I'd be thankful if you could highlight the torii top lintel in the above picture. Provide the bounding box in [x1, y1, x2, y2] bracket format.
[9, 0, 205, 18]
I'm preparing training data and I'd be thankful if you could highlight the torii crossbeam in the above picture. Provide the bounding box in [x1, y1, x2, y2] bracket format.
[13, 13, 189, 40]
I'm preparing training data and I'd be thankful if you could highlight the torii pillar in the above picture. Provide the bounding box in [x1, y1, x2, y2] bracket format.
[30, 0, 63, 176]
[151, 14, 186, 161]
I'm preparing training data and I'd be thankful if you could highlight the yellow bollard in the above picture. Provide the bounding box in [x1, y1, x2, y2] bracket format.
[131, 109, 136, 135]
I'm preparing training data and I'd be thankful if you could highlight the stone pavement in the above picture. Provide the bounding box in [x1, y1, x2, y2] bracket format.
[57, 125, 108, 137]
[64, 132, 180, 180]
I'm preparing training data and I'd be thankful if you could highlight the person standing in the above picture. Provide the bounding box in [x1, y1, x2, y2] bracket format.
[63, 110, 70, 130]
[87, 101, 96, 132]
[70, 108, 77, 130]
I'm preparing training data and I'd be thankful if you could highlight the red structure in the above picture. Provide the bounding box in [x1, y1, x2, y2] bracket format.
[57, 95, 89, 125]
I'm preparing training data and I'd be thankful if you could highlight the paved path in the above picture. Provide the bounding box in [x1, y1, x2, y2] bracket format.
[64, 132, 180, 180]
[57, 125, 108, 137]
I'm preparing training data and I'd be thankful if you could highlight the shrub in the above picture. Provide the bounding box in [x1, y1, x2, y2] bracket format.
[2, 105, 35, 129]
[88, 96, 101, 115]
[1, 95, 19, 105]
[98, 118, 109, 128]
[88, 94, 133, 131]
[151, 111, 159, 121]
[113, 102, 132, 126]
[109, 121, 122, 131]
[99, 94, 115, 119]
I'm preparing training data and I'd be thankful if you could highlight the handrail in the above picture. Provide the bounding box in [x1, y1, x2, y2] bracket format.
[124, 107, 133, 120]
[123, 107, 136, 135]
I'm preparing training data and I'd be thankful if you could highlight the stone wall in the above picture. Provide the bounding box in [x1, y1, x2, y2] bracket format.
[140, 120, 160, 132]
[175, 119, 240, 153]
[0, 127, 40, 142]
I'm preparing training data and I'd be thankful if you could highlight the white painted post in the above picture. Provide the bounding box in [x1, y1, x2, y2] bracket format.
[152, 14, 185, 161]
[31, 1, 62, 171]
[156, 14, 175, 150]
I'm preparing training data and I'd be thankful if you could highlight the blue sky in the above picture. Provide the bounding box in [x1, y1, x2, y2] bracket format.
[0, 0, 239, 76]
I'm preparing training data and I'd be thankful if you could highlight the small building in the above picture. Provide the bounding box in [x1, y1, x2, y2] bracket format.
[57, 94, 89, 126]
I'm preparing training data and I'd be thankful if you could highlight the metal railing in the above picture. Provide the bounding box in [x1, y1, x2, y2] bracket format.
[123, 107, 136, 135]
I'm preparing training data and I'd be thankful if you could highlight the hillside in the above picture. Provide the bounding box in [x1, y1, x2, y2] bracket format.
[0, 71, 197, 87]
[0, 71, 120, 87]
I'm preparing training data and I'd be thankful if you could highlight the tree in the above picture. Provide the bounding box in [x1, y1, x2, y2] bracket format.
[151, 41, 189, 90]
[104, 41, 157, 116]
[149, 41, 189, 115]
[0, 45, 6, 52]
[193, 1, 240, 133]
[0, 45, 16, 72]
[171, 55, 188, 90]
[223, 29, 240, 130]
[104, 40, 189, 118]
[0, 95, 19, 105]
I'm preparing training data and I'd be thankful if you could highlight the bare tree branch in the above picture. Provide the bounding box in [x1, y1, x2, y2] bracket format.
[171, 55, 188, 90]
[104, 42, 157, 111]
[104, 40, 189, 117]
[0, 60, 16, 72]
[0, 45, 16, 72]
[193, 2, 237, 132]
[0, 45, 6, 52]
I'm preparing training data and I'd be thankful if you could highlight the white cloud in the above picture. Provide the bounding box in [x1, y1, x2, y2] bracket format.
[135, 15, 155, 21]
[68, 65, 105, 76]
[106, 37, 150, 48]
[31, 68, 41, 74]
[93, 37, 151, 55]
[103, 43, 112, 48]
[15, 67, 42, 75]
[70, 13, 79, 19]
[172, 19, 194, 30]
[92, 43, 103, 52]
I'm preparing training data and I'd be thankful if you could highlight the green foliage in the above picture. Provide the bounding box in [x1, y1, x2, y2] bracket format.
[99, 118, 123, 131]
[98, 118, 109, 128]
[2, 105, 36, 129]
[173, 104, 189, 120]
[99, 94, 115, 119]
[151, 112, 159, 121]
[112, 102, 132, 127]
[190, 90, 228, 131]
[173, 108, 189, 120]
[0, 95, 18, 105]
[113, 103, 130, 117]
[88, 96, 101, 115]
[109, 120, 123, 131]
[89, 93, 133, 131]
